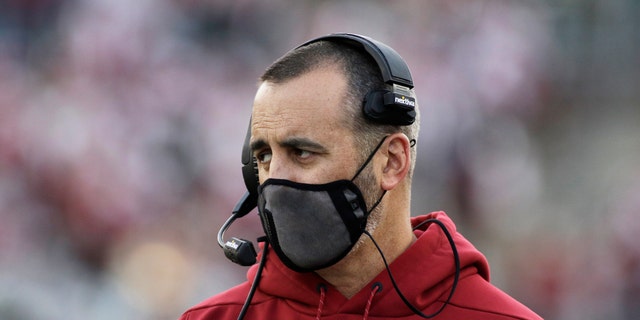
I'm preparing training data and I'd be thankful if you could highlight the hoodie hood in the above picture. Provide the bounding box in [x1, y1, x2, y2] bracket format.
[245, 211, 490, 318]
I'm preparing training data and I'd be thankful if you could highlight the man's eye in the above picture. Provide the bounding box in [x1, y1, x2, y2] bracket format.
[256, 152, 272, 164]
[296, 149, 313, 159]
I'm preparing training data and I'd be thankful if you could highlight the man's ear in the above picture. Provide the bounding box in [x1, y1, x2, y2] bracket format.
[380, 133, 411, 191]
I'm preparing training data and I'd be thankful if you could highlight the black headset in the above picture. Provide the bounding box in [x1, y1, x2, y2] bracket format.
[218, 33, 417, 266]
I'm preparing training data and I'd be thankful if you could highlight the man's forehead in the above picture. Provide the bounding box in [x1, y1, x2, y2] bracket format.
[249, 104, 351, 153]
[253, 66, 348, 111]
[250, 68, 351, 142]
[250, 114, 334, 146]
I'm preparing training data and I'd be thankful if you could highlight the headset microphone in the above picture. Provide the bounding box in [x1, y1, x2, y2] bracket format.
[217, 118, 260, 267]
[217, 191, 258, 266]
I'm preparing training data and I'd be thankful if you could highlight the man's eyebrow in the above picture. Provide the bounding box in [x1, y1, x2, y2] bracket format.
[249, 137, 328, 153]
[281, 137, 328, 152]
[249, 139, 268, 153]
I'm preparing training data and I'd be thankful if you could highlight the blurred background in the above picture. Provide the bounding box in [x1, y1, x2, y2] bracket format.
[0, 0, 638, 319]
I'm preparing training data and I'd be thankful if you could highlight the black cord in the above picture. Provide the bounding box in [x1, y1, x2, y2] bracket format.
[364, 218, 460, 318]
[237, 240, 269, 320]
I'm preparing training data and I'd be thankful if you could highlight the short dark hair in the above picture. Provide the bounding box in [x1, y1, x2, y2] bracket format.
[260, 40, 419, 178]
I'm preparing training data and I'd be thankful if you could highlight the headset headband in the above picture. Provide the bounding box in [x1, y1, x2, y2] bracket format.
[297, 33, 414, 89]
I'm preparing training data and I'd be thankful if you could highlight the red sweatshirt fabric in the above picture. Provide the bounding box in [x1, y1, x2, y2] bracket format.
[179, 211, 542, 319]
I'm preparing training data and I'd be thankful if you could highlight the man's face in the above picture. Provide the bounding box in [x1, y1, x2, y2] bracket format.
[250, 65, 361, 186]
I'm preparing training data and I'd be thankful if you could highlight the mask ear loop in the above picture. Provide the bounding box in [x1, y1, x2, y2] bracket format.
[352, 135, 415, 181]
[350, 135, 389, 217]
[350, 135, 388, 182]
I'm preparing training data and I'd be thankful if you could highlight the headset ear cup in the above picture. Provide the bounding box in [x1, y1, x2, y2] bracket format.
[241, 160, 260, 196]
[241, 119, 259, 194]
[251, 158, 259, 193]
[363, 90, 416, 126]
[254, 160, 258, 184]
[362, 90, 388, 123]
[237, 119, 259, 215]
[298, 33, 417, 126]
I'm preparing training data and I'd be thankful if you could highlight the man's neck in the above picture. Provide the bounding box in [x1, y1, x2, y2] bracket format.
[315, 216, 416, 298]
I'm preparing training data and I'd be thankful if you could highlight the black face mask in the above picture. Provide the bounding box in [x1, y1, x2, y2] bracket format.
[257, 137, 387, 272]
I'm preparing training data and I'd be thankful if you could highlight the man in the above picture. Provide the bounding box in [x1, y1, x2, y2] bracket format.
[180, 34, 541, 319]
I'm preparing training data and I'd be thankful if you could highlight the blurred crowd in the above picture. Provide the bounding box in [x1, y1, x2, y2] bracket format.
[0, 0, 638, 319]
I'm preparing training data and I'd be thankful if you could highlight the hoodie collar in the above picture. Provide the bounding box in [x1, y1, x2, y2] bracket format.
[247, 211, 489, 318]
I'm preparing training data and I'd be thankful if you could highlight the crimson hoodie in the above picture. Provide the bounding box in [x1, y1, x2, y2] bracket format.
[180, 211, 542, 319]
